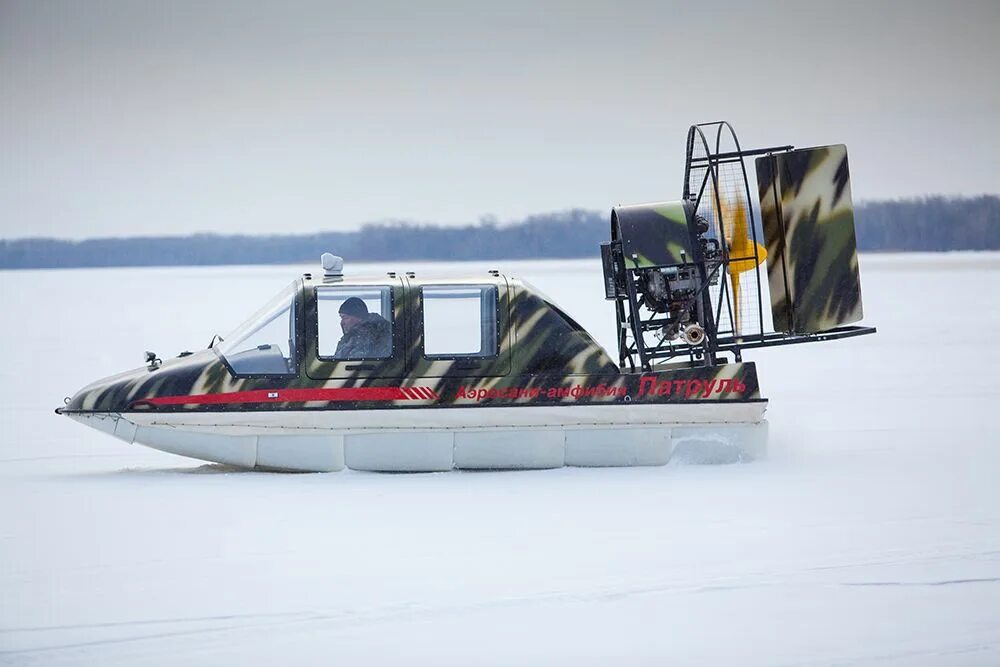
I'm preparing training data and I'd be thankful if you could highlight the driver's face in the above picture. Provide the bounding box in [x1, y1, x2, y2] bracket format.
[340, 313, 363, 333]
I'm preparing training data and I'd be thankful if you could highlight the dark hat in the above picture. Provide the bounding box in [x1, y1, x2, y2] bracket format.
[339, 297, 369, 318]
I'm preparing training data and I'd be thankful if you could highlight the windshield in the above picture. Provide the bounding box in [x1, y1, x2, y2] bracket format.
[217, 282, 298, 375]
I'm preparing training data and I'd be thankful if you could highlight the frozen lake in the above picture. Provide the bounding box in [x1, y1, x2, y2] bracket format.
[1, 254, 999, 665]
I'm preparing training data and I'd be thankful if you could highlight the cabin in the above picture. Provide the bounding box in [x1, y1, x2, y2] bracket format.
[214, 257, 620, 385]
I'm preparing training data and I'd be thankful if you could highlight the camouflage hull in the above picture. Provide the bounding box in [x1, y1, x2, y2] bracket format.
[62, 361, 768, 471]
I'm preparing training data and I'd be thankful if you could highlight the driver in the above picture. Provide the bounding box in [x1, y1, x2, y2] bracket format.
[334, 297, 392, 359]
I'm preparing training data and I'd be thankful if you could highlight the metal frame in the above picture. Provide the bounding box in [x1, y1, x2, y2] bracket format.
[610, 121, 875, 373]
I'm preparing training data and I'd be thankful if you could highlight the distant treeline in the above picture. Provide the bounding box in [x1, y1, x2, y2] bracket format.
[852, 196, 998, 251]
[1, 196, 997, 269]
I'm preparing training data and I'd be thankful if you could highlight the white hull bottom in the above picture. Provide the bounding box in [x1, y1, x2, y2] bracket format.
[70, 403, 769, 472]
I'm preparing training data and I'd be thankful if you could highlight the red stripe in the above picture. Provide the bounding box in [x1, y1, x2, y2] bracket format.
[415, 387, 429, 400]
[143, 387, 407, 407]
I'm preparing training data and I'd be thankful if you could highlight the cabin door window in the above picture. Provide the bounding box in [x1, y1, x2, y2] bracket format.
[305, 282, 404, 380]
[316, 287, 394, 360]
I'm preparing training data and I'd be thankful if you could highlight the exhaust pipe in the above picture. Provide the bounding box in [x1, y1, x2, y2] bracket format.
[682, 323, 705, 345]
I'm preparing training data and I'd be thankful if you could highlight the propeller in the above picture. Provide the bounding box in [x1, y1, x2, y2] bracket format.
[718, 195, 767, 334]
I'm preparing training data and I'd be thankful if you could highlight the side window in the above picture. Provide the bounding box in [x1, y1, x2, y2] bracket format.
[317, 286, 393, 360]
[422, 285, 498, 358]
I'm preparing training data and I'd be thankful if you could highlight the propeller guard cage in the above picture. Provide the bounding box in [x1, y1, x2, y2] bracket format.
[602, 121, 875, 372]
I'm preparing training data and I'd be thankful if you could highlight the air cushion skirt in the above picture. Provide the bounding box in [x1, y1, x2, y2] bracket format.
[68, 402, 768, 472]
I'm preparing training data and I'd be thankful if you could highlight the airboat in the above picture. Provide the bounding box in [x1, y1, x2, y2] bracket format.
[57, 122, 875, 472]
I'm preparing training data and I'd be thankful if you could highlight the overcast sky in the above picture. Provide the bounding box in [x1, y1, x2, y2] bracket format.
[2, 0, 998, 240]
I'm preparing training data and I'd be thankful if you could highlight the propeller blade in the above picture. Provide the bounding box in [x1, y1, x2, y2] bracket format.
[718, 194, 766, 335]
[723, 195, 767, 272]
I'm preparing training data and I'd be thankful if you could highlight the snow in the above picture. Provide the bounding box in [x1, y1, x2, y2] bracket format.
[1, 254, 999, 666]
